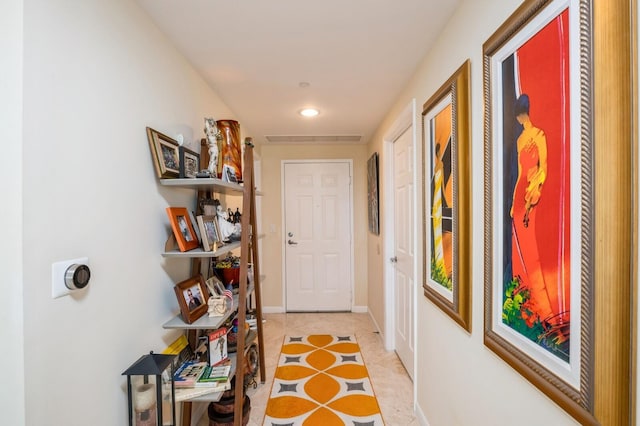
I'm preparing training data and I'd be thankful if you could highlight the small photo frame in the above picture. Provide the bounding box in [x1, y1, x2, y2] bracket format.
[179, 146, 200, 179]
[196, 215, 222, 252]
[222, 164, 238, 183]
[174, 275, 210, 324]
[166, 207, 199, 252]
[205, 275, 225, 297]
[146, 127, 180, 179]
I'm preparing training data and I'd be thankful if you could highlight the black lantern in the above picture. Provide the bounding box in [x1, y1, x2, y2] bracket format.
[122, 352, 176, 426]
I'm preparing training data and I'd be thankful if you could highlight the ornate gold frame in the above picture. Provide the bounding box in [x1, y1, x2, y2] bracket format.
[482, 0, 636, 424]
[422, 60, 472, 332]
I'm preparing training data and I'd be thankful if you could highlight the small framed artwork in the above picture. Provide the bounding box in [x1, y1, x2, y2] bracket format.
[221, 164, 238, 183]
[166, 207, 199, 252]
[196, 215, 222, 252]
[146, 127, 180, 179]
[367, 152, 379, 235]
[174, 275, 210, 324]
[422, 60, 471, 332]
[179, 146, 200, 179]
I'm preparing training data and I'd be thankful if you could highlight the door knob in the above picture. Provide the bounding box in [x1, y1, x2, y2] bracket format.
[390, 256, 398, 263]
[288, 239, 298, 245]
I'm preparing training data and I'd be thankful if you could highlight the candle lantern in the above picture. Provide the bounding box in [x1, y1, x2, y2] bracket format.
[122, 352, 176, 426]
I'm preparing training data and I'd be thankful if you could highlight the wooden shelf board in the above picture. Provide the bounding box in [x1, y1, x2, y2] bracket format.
[160, 178, 243, 194]
[162, 241, 241, 258]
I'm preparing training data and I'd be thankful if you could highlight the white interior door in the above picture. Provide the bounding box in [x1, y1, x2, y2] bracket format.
[392, 127, 415, 379]
[283, 161, 352, 311]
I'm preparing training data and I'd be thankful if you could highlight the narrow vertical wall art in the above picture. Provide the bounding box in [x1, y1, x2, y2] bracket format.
[367, 152, 380, 235]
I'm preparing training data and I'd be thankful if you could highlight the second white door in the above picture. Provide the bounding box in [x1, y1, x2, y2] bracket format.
[283, 161, 352, 311]
[392, 127, 415, 380]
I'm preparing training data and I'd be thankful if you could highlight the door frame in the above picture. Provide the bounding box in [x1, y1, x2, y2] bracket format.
[280, 159, 355, 311]
[382, 99, 418, 388]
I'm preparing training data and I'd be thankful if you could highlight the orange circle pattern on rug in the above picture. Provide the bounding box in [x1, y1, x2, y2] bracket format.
[264, 335, 385, 426]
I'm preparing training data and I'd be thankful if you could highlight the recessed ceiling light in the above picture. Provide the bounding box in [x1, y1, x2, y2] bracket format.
[299, 108, 319, 117]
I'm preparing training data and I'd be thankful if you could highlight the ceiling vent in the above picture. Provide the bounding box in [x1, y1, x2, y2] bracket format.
[265, 135, 363, 144]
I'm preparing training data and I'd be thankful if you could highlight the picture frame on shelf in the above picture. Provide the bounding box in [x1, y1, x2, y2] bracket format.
[196, 215, 222, 252]
[222, 164, 238, 183]
[166, 207, 199, 252]
[189, 210, 201, 243]
[422, 60, 471, 332]
[174, 275, 210, 324]
[146, 127, 180, 179]
[482, 0, 595, 422]
[367, 152, 379, 235]
[205, 275, 225, 297]
[179, 146, 200, 179]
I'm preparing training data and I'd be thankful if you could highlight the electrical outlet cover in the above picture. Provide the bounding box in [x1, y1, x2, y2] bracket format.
[52, 257, 89, 299]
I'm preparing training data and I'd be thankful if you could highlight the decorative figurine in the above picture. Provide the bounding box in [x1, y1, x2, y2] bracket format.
[207, 295, 227, 317]
[204, 118, 221, 177]
[216, 120, 242, 181]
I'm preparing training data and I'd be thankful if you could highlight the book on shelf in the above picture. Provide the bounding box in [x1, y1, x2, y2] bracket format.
[208, 327, 228, 366]
[197, 364, 231, 385]
[173, 361, 207, 388]
[162, 334, 195, 367]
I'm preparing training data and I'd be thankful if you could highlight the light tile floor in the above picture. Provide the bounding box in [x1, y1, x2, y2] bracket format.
[196, 312, 417, 426]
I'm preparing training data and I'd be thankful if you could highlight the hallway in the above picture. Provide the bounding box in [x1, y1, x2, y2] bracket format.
[197, 312, 416, 425]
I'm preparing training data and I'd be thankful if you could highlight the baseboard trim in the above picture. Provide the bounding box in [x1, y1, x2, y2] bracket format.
[262, 306, 285, 314]
[368, 311, 383, 335]
[351, 305, 368, 313]
[415, 402, 430, 426]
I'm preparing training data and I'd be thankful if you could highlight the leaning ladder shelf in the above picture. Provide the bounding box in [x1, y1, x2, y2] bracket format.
[160, 141, 265, 426]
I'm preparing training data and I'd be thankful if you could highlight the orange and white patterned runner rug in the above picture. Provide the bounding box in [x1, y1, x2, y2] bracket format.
[263, 335, 385, 426]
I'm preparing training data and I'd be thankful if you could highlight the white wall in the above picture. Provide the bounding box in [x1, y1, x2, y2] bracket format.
[368, 0, 580, 424]
[20, 0, 246, 424]
[0, 0, 25, 424]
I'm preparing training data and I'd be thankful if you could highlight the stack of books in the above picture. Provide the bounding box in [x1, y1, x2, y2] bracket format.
[172, 359, 232, 402]
[164, 334, 233, 402]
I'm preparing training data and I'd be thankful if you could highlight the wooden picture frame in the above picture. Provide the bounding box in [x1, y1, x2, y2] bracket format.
[367, 152, 380, 235]
[174, 275, 210, 324]
[179, 146, 200, 179]
[422, 60, 472, 332]
[481, 0, 635, 423]
[146, 127, 180, 179]
[166, 207, 199, 252]
[196, 215, 222, 252]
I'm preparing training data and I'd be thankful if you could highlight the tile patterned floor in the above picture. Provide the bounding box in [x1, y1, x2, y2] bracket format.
[196, 312, 416, 426]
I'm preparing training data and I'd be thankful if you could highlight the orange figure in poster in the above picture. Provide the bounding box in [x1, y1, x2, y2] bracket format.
[510, 94, 554, 325]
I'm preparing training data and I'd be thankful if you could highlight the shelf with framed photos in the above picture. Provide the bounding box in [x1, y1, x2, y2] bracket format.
[162, 239, 241, 259]
[163, 284, 254, 330]
[156, 139, 265, 426]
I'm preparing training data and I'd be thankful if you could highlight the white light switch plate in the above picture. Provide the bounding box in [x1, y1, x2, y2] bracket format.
[52, 257, 89, 299]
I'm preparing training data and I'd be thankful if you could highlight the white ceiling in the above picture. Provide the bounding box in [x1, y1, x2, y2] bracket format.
[135, 0, 461, 145]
